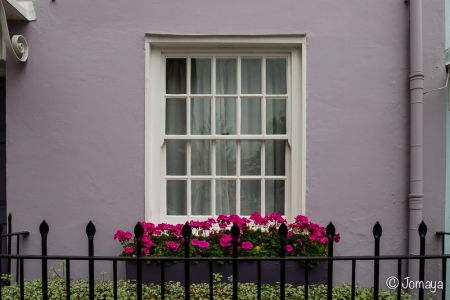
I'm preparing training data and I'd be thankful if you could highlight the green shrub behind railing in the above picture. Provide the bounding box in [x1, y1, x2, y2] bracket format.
[0, 274, 437, 300]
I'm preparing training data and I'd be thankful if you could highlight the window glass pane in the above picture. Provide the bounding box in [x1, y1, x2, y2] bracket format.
[216, 180, 236, 215]
[265, 180, 285, 215]
[191, 98, 211, 135]
[166, 58, 186, 94]
[166, 98, 186, 135]
[241, 58, 261, 94]
[192, 180, 211, 215]
[216, 141, 236, 176]
[191, 140, 211, 175]
[167, 180, 187, 215]
[216, 98, 236, 135]
[216, 59, 237, 94]
[191, 58, 211, 94]
[241, 141, 261, 175]
[241, 180, 261, 215]
[166, 140, 187, 175]
[241, 98, 261, 134]
[266, 99, 286, 135]
[265, 140, 286, 176]
[266, 58, 287, 94]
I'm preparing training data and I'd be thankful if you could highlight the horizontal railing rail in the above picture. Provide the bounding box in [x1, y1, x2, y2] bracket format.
[0, 218, 444, 300]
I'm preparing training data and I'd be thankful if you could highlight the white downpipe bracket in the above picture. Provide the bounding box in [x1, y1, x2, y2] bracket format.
[0, 0, 28, 62]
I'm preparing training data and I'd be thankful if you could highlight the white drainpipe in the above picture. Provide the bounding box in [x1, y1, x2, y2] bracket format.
[408, 0, 424, 287]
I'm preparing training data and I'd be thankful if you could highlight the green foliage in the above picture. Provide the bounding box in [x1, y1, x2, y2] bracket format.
[0, 275, 437, 300]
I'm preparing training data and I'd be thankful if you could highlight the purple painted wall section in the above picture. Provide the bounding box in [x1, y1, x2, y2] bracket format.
[4, 0, 445, 288]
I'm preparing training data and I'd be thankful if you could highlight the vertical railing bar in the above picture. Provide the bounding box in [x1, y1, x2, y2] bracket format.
[182, 222, 192, 300]
[231, 223, 239, 300]
[15, 235, 19, 283]
[304, 261, 309, 300]
[65, 259, 70, 300]
[326, 222, 335, 300]
[86, 221, 96, 300]
[134, 222, 143, 300]
[257, 260, 261, 300]
[19, 258, 24, 300]
[113, 260, 118, 300]
[7, 213, 11, 286]
[397, 259, 402, 300]
[209, 260, 213, 300]
[161, 261, 165, 300]
[351, 259, 356, 300]
[442, 234, 446, 300]
[39, 220, 49, 300]
[418, 221, 427, 300]
[373, 221, 382, 300]
[278, 223, 287, 300]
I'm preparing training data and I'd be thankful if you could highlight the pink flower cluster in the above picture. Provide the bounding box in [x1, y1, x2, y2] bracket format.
[114, 230, 132, 241]
[250, 212, 287, 226]
[141, 222, 184, 237]
[166, 241, 180, 252]
[191, 239, 210, 253]
[217, 214, 250, 230]
[289, 215, 340, 244]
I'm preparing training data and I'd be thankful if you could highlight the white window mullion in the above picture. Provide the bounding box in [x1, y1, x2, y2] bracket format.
[261, 140, 265, 216]
[237, 56, 241, 137]
[212, 56, 216, 137]
[212, 140, 216, 216]
[262, 58, 267, 136]
[236, 56, 241, 215]
[187, 140, 192, 217]
[236, 141, 241, 215]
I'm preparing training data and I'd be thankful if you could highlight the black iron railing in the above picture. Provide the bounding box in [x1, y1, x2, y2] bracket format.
[0, 218, 447, 300]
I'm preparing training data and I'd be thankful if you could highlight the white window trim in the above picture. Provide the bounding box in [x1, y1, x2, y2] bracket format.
[145, 34, 306, 224]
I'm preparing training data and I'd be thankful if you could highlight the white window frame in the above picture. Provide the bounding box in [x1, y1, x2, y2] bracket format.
[145, 35, 306, 224]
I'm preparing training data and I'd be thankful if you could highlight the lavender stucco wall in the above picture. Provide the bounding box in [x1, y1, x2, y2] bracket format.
[4, 0, 446, 288]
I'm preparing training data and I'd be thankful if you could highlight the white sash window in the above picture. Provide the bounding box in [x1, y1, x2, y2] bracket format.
[146, 36, 305, 224]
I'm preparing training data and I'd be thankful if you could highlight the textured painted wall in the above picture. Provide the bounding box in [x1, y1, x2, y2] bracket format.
[5, 0, 446, 288]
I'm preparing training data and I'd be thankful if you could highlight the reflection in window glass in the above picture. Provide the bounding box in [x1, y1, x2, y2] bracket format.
[216, 59, 237, 94]
[265, 140, 286, 176]
[191, 140, 211, 175]
[166, 140, 187, 175]
[166, 98, 187, 135]
[266, 58, 287, 94]
[192, 181, 211, 215]
[241, 141, 261, 175]
[191, 98, 211, 135]
[191, 58, 211, 94]
[216, 180, 236, 215]
[266, 99, 286, 135]
[166, 58, 186, 94]
[241, 98, 261, 134]
[265, 180, 285, 215]
[216, 98, 236, 135]
[241, 58, 261, 94]
[241, 180, 261, 215]
[167, 180, 187, 215]
[216, 141, 236, 176]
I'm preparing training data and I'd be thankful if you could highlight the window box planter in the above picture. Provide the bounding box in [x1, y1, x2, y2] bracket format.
[125, 260, 327, 287]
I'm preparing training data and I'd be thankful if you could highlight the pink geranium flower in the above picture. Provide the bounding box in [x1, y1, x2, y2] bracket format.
[220, 234, 232, 247]
[285, 245, 293, 253]
[114, 230, 132, 240]
[123, 246, 134, 254]
[166, 241, 180, 252]
[198, 240, 210, 248]
[241, 241, 253, 250]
